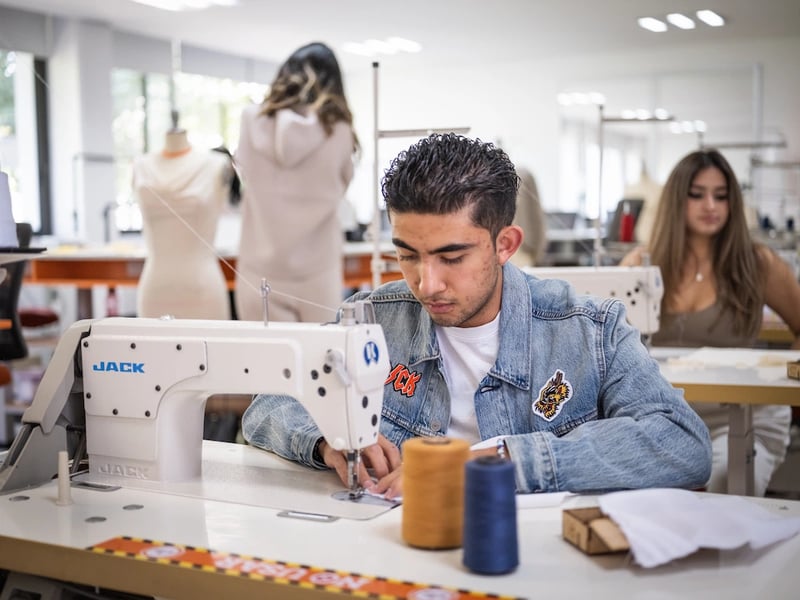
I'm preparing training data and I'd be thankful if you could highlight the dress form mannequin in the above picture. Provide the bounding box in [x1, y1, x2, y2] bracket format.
[625, 164, 662, 245]
[134, 127, 233, 319]
[163, 128, 191, 156]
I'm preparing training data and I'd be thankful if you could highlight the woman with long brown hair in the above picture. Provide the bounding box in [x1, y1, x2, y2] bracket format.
[622, 148, 800, 495]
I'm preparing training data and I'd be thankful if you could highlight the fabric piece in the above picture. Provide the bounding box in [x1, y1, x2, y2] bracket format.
[598, 488, 800, 568]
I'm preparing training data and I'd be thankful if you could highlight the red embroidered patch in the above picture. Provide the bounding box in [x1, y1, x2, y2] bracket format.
[385, 364, 422, 397]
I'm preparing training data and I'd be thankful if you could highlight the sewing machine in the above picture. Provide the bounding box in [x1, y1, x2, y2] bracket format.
[523, 265, 663, 335]
[0, 301, 390, 498]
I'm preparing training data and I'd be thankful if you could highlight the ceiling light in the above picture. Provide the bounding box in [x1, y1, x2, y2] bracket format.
[638, 17, 668, 33]
[387, 37, 422, 53]
[696, 9, 725, 27]
[342, 37, 422, 57]
[364, 39, 398, 55]
[666, 13, 696, 30]
[129, 0, 236, 11]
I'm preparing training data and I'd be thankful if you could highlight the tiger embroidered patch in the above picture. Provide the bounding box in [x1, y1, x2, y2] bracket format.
[532, 369, 573, 421]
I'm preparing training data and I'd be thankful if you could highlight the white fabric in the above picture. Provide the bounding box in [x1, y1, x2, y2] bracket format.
[436, 313, 500, 443]
[598, 488, 800, 568]
[134, 149, 232, 320]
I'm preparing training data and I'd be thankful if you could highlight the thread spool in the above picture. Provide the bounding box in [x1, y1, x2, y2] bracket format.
[462, 456, 518, 574]
[402, 437, 470, 549]
[56, 450, 72, 506]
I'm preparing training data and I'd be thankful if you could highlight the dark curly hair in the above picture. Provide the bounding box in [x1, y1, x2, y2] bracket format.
[381, 133, 519, 240]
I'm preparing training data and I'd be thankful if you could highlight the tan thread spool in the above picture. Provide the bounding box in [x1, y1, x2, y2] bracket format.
[401, 436, 470, 549]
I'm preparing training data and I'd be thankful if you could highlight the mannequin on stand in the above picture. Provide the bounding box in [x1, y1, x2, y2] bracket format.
[133, 114, 234, 319]
[625, 163, 663, 245]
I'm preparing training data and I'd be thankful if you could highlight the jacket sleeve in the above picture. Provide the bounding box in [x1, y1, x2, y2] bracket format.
[241, 394, 327, 469]
[507, 301, 712, 493]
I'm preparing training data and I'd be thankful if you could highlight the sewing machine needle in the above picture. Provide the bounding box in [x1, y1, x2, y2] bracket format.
[346, 450, 363, 499]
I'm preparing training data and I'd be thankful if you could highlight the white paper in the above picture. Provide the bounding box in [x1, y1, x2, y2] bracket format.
[598, 488, 800, 568]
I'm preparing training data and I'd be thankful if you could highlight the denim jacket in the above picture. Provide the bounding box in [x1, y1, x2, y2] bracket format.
[242, 263, 712, 493]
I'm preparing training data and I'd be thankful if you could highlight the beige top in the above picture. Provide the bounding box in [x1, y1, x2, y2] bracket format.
[653, 300, 776, 425]
[134, 148, 232, 319]
[653, 300, 759, 349]
[234, 105, 354, 318]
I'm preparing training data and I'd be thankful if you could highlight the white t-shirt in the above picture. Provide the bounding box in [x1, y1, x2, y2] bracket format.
[435, 313, 501, 444]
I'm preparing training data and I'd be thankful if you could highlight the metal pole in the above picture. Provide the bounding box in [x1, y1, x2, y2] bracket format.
[595, 104, 605, 266]
[370, 62, 383, 291]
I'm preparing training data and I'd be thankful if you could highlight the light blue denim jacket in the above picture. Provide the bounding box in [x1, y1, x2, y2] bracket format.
[242, 263, 711, 493]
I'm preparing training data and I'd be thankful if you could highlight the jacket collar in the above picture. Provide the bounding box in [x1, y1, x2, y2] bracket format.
[408, 262, 533, 390]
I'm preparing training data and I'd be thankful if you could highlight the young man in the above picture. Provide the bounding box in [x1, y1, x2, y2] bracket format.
[242, 134, 711, 498]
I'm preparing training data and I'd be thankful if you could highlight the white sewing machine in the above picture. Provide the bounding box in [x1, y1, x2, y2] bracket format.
[0, 301, 389, 497]
[523, 265, 663, 335]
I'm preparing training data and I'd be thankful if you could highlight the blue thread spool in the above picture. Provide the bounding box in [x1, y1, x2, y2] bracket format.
[462, 455, 518, 574]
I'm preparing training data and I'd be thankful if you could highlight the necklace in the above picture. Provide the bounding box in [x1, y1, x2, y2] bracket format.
[689, 254, 710, 283]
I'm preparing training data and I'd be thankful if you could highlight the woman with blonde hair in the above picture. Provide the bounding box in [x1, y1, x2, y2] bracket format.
[235, 42, 359, 322]
[622, 148, 800, 495]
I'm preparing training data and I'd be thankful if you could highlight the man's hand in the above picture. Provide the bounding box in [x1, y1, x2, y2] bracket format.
[319, 434, 402, 490]
[368, 443, 507, 500]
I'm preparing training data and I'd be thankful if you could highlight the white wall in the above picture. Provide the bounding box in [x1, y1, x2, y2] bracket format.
[343, 35, 800, 224]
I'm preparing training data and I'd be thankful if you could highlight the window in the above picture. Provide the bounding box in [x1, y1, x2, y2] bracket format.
[111, 69, 266, 232]
[0, 49, 47, 233]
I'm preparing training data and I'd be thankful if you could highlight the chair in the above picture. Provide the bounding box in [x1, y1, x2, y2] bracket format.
[0, 223, 33, 361]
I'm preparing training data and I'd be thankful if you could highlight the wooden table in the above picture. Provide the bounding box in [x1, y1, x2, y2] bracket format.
[23, 242, 402, 319]
[652, 346, 800, 496]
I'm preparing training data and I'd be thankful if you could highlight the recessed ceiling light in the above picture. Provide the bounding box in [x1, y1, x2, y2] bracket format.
[386, 37, 422, 53]
[129, 0, 237, 10]
[666, 13, 696, 30]
[696, 9, 725, 27]
[638, 17, 668, 33]
[364, 39, 398, 55]
[342, 37, 422, 57]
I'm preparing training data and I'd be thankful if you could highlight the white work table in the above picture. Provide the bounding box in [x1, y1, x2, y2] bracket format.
[651, 346, 800, 496]
[1, 442, 799, 599]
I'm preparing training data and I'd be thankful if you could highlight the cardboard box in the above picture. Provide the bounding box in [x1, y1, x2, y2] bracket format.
[562, 507, 629, 555]
[788, 361, 800, 381]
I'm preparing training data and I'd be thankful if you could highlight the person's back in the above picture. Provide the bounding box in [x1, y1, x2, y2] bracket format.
[510, 166, 546, 267]
[135, 132, 232, 320]
[235, 42, 357, 323]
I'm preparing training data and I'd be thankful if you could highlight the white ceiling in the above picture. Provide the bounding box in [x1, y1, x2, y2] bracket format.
[0, 0, 798, 74]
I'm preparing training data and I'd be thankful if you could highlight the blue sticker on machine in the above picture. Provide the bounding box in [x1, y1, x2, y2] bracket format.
[363, 341, 380, 365]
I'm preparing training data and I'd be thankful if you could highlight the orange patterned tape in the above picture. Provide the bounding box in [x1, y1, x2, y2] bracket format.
[89, 536, 523, 599]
